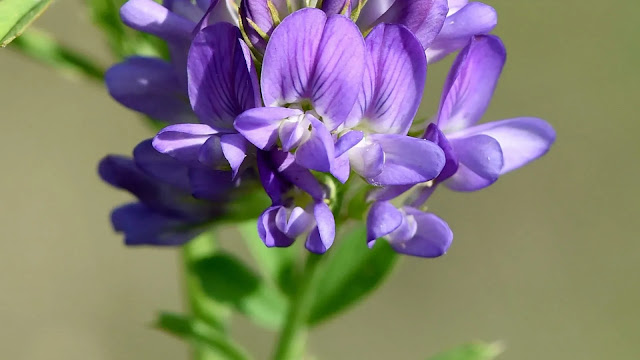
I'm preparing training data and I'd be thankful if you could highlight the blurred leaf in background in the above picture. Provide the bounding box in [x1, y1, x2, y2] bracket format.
[0, 0, 51, 47]
[428, 342, 504, 360]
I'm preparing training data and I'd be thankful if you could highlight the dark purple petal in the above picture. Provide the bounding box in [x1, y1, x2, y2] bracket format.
[112, 203, 203, 246]
[364, 0, 449, 49]
[356, 0, 393, 28]
[331, 153, 351, 184]
[198, 135, 226, 168]
[257, 150, 290, 204]
[368, 134, 446, 186]
[188, 23, 260, 131]
[271, 150, 326, 200]
[133, 139, 191, 191]
[424, 123, 459, 182]
[321, 0, 357, 15]
[445, 134, 503, 191]
[452, 117, 556, 174]
[165, 0, 205, 23]
[258, 206, 296, 247]
[220, 133, 250, 178]
[153, 123, 218, 165]
[295, 115, 335, 173]
[235, 107, 302, 149]
[188, 166, 236, 200]
[261, 9, 365, 129]
[366, 201, 403, 247]
[426, 2, 497, 63]
[437, 35, 505, 132]
[334, 130, 364, 157]
[121, 0, 195, 41]
[390, 207, 453, 258]
[305, 202, 335, 254]
[239, 0, 274, 52]
[105, 57, 196, 124]
[355, 23, 427, 135]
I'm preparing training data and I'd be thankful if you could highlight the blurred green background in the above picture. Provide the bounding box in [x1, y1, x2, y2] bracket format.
[1, 0, 638, 359]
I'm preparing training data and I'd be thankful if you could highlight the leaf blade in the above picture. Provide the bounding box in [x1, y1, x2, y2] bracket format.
[308, 224, 398, 325]
[0, 0, 52, 47]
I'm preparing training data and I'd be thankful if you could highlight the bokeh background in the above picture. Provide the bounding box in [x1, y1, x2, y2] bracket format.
[1, 0, 638, 359]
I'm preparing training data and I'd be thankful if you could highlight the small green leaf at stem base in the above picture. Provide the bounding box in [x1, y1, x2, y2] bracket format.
[0, 0, 52, 47]
[427, 342, 504, 360]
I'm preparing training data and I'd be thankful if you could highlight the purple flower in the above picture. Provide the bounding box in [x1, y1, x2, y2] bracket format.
[366, 201, 453, 258]
[152, 22, 261, 177]
[341, 23, 445, 186]
[105, 0, 236, 123]
[256, 150, 336, 254]
[98, 140, 241, 246]
[235, 8, 366, 181]
[424, 35, 556, 193]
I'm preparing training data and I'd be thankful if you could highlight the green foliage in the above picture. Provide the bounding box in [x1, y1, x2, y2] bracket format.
[307, 224, 398, 325]
[0, 0, 51, 47]
[155, 312, 252, 360]
[427, 342, 504, 360]
[238, 220, 298, 297]
[193, 252, 288, 329]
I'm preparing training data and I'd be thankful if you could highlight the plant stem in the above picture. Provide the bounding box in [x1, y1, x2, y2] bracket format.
[272, 253, 323, 360]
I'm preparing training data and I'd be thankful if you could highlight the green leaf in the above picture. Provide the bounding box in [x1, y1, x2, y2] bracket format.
[237, 220, 298, 297]
[9, 28, 105, 81]
[0, 0, 52, 47]
[428, 342, 504, 360]
[155, 312, 252, 360]
[193, 252, 288, 329]
[308, 224, 398, 325]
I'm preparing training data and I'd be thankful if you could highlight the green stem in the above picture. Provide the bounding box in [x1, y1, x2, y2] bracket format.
[272, 253, 323, 360]
[10, 28, 105, 82]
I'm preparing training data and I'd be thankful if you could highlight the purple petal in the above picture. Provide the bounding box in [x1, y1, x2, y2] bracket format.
[198, 135, 226, 168]
[331, 152, 351, 184]
[349, 139, 385, 179]
[188, 166, 236, 200]
[355, 24, 426, 135]
[424, 123, 459, 182]
[121, 0, 195, 41]
[261, 9, 365, 129]
[275, 206, 315, 239]
[305, 202, 335, 254]
[452, 117, 556, 174]
[365, 0, 449, 49]
[437, 35, 506, 132]
[133, 139, 191, 191]
[335, 130, 364, 157]
[356, 0, 393, 28]
[366, 201, 403, 246]
[235, 107, 302, 149]
[220, 133, 250, 178]
[390, 207, 453, 258]
[426, 2, 498, 63]
[322, 0, 357, 15]
[166, 0, 205, 23]
[188, 23, 260, 131]
[257, 150, 290, 204]
[105, 57, 196, 124]
[153, 124, 218, 164]
[112, 203, 203, 246]
[447, 0, 468, 15]
[271, 150, 326, 200]
[279, 114, 309, 152]
[258, 206, 296, 247]
[295, 115, 336, 173]
[445, 134, 503, 191]
[368, 134, 446, 186]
